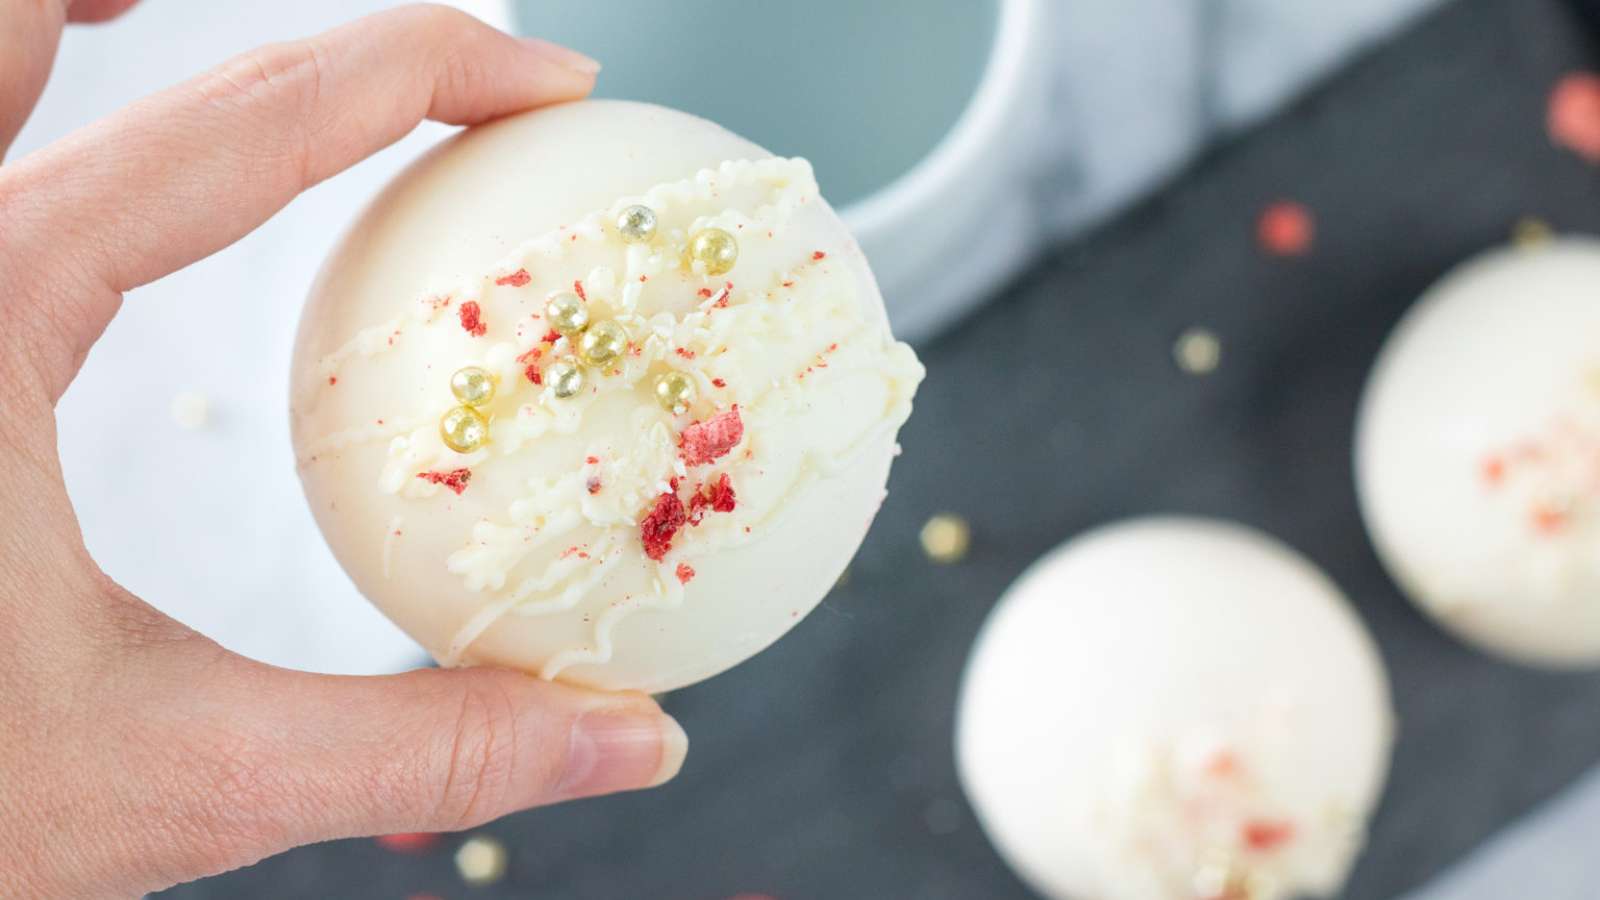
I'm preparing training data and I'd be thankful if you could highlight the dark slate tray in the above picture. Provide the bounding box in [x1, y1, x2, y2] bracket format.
[164, 0, 1600, 896]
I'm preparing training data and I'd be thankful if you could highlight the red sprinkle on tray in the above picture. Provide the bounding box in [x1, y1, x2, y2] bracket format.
[1549, 72, 1600, 162]
[1257, 201, 1314, 256]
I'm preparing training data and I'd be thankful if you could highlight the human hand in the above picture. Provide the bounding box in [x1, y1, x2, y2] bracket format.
[0, 4, 686, 896]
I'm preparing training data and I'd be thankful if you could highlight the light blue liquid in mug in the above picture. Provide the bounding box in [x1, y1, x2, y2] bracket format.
[514, 1, 998, 208]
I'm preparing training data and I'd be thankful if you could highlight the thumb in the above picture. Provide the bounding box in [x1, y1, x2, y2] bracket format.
[132, 660, 686, 887]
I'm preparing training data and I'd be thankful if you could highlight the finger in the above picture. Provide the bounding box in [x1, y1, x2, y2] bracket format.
[0, 0, 68, 156]
[113, 661, 685, 890]
[0, 3, 598, 397]
[0, 0, 140, 157]
[66, 0, 142, 23]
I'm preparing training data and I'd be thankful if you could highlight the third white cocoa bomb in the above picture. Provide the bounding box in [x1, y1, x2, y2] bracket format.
[291, 101, 922, 692]
[1357, 238, 1600, 667]
[957, 518, 1394, 900]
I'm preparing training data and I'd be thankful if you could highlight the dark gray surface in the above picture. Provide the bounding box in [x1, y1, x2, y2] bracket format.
[163, 0, 1600, 896]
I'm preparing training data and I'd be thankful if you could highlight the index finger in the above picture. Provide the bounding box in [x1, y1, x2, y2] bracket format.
[0, 3, 597, 396]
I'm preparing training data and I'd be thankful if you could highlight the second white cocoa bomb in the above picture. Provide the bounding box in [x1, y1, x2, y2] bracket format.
[291, 101, 922, 692]
[957, 518, 1394, 900]
[1356, 238, 1600, 667]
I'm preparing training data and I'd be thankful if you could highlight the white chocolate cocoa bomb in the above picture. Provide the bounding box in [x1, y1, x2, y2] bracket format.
[1357, 239, 1600, 667]
[957, 519, 1394, 900]
[291, 101, 922, 692]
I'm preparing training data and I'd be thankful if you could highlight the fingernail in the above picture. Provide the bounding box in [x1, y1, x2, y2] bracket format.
[523, 37, 602, 76]
[557, 707, 687, 799]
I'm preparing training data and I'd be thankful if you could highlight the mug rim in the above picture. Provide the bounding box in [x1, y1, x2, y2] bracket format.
[841, 0, 1043, 236]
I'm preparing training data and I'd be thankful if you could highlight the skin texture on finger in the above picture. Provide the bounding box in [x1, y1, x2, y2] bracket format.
[0, 2, 598, 401]
[3, 648, 685, 897]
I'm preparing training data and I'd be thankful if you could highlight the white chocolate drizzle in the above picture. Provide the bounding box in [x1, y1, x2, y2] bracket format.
[303, 158, 924, 678]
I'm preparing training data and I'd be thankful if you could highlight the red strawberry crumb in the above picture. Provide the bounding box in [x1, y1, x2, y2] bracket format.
[417, 468, 472, 495]
[375, 832, 440, 854]
[1532, 504, 1569, 534]
[495, 268, 531, 287]
[1481, 455, 1506, 487]
[712, 378, 727, 388]
[1549, 72, 1600, 162]
[541, 329, 562, 344]
[689, 473, 738, 525]
[676, 562, 695, 584]
[1257, 201, 1314, 256]
[698, 287, 714, 299]
[679, 407, 744, 466]
[676, 347, 697, 359]
[518, 347, 544, 384]
[327, 376, 337, 386]
[573, 279, 587, 301]
[587, 476, 602, 494]
[640, 493, 687, 561]
[1205, 750, 1239, 778]
[458, 301, 487, 336]
[812, 250, 826, 260]
[586, 456, 599, 464]
[1241, 820, 1296, 852]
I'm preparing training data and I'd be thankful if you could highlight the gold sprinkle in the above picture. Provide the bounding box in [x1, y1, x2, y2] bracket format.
[617, 204, 657, 243]
[578, 320, 628, 368]
[687, 227, 739, 276]
[544, 290, 589, 335]
[653, 370, 696, 415]
[1512, 216, 1554, 248]
[454, 834, 508, 885]
[1174, 327, 1222, 375]
[440, 405, 489, 453]
[920, 514, 971, 564]
[548, 359, 587, 399]
[449, 366, 496, 407]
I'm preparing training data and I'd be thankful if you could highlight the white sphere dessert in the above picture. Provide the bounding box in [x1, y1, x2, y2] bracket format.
[1356, 238, 1600, 667]
[956, 518, 1395, 900]
[290, 101, 922, 692]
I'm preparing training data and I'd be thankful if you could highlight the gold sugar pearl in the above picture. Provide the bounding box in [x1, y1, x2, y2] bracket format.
[454, 834, 508, 886]
[449, 366, 496, 407]
[1512, 216, 1554, 249]
[617, 204, 658, 243]
[544, 290, 589, 335]
[920, 513, 971, 564]
[548, 358, 587, 398]
[440, 404, 489, 453]
[687, 227, 739, 276]
[653, 370, 696, 415]
[1173, 326, 1222, 375]
[579, 319, 628, 368]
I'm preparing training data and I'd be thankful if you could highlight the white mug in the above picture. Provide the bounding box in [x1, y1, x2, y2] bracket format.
[841, 0, 1055, 340]
[507, 0, 1057, 342]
